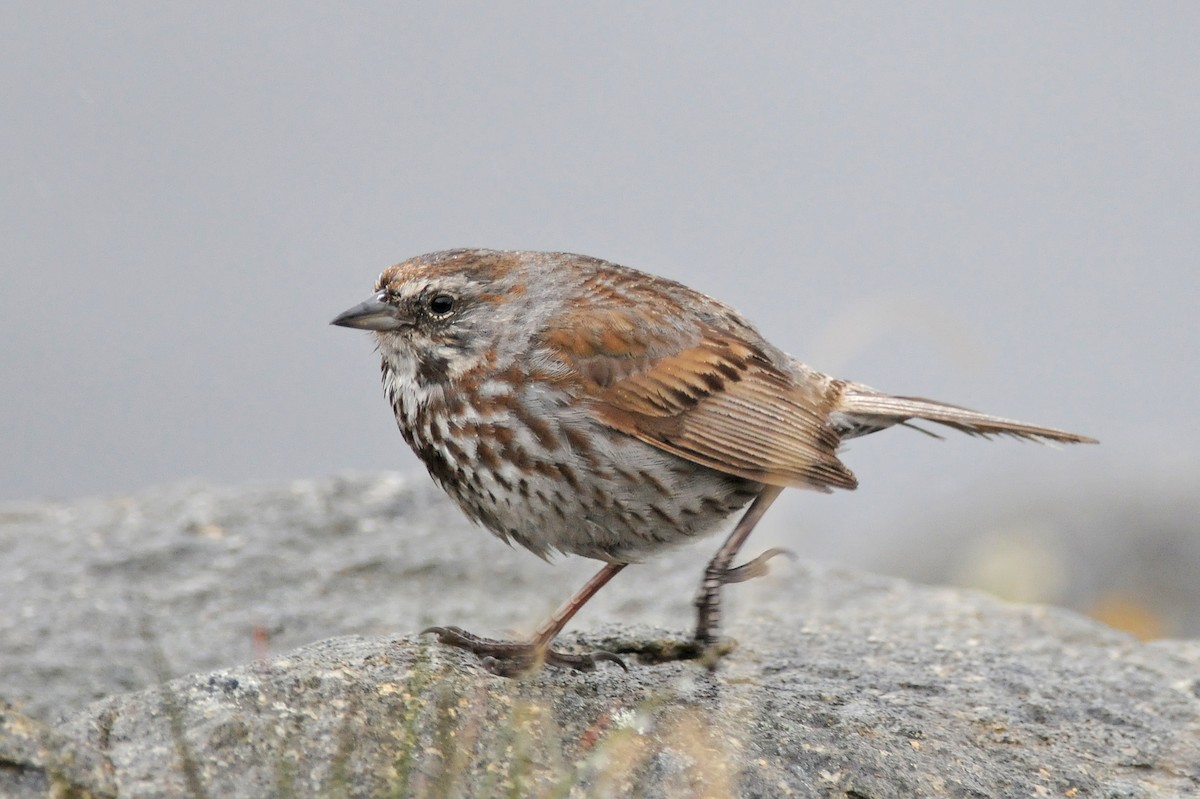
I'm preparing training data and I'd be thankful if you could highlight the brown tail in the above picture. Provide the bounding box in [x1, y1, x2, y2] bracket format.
[833, 385, 1097, 444]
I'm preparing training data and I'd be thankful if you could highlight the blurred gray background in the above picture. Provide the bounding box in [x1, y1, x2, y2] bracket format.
[4, 4, 1197, 634]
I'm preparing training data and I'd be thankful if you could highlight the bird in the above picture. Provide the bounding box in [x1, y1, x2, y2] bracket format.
[331, 249, 1095, 674]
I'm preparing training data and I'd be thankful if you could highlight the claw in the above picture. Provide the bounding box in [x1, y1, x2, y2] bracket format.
[722, 547, 797, 584]
[422, 625, 478, 642]
[569, 650, 628, 672]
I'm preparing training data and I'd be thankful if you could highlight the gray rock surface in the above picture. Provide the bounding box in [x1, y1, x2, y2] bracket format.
[2, 476, 1199, 797]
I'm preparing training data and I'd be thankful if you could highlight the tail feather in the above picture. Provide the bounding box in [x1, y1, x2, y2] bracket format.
[834, 389, 1097, 445]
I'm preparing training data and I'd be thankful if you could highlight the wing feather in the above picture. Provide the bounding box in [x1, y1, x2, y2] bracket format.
[580, 332, 858, 491]
[538, 268, 857, 491]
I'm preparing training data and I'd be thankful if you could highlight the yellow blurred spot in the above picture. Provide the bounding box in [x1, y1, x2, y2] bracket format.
[1087, 593, 1165, 640]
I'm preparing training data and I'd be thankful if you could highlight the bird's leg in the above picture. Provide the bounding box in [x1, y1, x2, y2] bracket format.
[693, 485, 785, 645]
[424, 562, 628, 676]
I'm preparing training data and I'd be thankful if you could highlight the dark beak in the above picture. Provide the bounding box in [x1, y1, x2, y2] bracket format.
[330, 294, 412, 332]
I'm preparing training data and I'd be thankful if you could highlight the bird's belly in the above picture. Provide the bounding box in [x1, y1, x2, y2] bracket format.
[407, 414, 761, 562]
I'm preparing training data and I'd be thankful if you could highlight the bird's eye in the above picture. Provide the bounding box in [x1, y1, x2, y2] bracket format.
[428, 294, 455, 315]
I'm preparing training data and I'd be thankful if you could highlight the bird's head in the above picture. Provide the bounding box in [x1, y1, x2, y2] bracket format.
[332, 249, 550, 384]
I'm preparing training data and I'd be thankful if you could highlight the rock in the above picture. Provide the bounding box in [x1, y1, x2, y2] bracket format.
[1, 573, 1195, 797]
[3, 476, 1199, 797]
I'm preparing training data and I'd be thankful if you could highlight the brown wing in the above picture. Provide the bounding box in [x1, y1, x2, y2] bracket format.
[545, 308, 858, 492]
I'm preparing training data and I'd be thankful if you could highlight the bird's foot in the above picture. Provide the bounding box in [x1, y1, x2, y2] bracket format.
[421, 626, 627, 677]
[719, 547, 796, 584]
